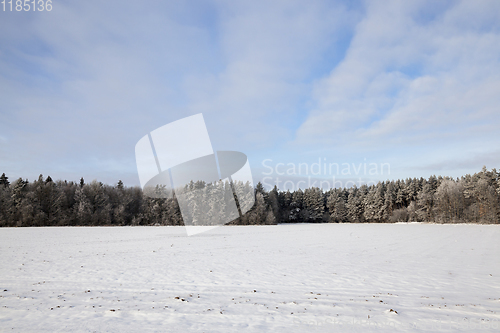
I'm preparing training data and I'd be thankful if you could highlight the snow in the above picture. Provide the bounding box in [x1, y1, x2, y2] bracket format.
[1, 224, 499, 332]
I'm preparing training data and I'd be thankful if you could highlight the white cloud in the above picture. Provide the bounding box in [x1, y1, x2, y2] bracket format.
[0, 0, 222, 182]
[0, 0, 361, 184]
[295, 0, 500, 159]
[180, 0, 360, 152]
[3, 0, 497, 185]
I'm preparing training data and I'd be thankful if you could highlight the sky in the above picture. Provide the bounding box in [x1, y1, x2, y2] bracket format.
[1, 0, 500, 190]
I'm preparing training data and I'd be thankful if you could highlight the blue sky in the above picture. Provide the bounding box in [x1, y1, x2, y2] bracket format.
[1, 0, 500, 189]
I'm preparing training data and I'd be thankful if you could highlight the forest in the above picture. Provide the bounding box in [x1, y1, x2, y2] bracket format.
[0, 166, 499, 227]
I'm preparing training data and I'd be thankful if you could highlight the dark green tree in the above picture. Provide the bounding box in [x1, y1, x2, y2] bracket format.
[0, 173, 9, 188]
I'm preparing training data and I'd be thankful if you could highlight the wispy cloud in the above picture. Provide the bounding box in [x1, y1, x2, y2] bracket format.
[296, 1, 500, 152]
[1, 0, 498, 186]
[182, 0, 359, 151]
[1, 0, 361, 184]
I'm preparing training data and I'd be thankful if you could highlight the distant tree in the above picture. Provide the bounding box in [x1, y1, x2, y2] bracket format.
[303, 187, 324, 222]
[428, 175, 438, 193]
[417, 183, 435, 222]
[165, 196, 182, 225]
[328, 190, 347, 222]
[268, 185, 280, 222]
[408, 178, 421, 203]
[243, 192, 268, 225]
[31, 175, 63, 225]
[254, 182, 268, 203]
[8, 178, 28, 226]
[434, 179, 465, 222]
[0, 177, 12, 226]
[74, 186, 92, 224]
[0, 173, 9, 188]
[346, 187, 363, 222]
[289, 189, 303, 221]
[383, 181, 396, 221]
[394, 180, 407, 209]
[469, 167, 499, 223]
[2, 167, 499, 227]
[264, 209, 276, 225]
[11, 178, 27, 207]
[363, 187, 377, 222]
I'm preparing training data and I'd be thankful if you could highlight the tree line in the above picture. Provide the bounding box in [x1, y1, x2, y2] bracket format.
[0, 166, 499, 227]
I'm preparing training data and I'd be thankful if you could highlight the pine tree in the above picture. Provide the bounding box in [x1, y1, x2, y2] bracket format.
[373, 182, 386, 222]
[8, 178, 28, 225]
[417, 183, 435, 221]
[282, 190, 293, 222]
[328, 190, 347, 222]
[407, 178, 420, 203]
[303, 187, 324, 222]
[363, 186, 377, 222]
[268, 185, 280, 222]
[346, 187, 362, 222]
[255, 182, 265, 195]
[395, 180, 406, 209]
[0, 175, 12, 226]
[246, 192, 268, 225]
[383, 181, 396, 221]
[254, 181, 268, 203]
[11, 178, 27, 207]
[265, 209, 276, 225]
[0, 173, 9, 188]
[289, 189, 303, 221]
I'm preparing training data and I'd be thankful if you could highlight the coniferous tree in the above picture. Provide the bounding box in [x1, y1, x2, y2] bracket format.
[346, 187, 363, 222]
[363, 186, 377, 222]
[0, 173, 9, 188]
[417, 183, 435, 221]
[302, 187, 324, 222]
[2, 167, 499, 227]
[383, 181, 396, 221]
[328, 190, 347, 222]
[281, 190, 293, 222]
[289, 189, 303, 221]
[74, 186, 92, 225]
[0, 178, 12, 226]
[268, 185, 280, 222]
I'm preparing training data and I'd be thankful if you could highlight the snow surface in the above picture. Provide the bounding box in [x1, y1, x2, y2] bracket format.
[1, 224, 499, 332]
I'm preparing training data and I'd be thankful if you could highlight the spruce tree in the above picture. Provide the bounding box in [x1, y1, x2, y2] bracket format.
[328, 190, 347, 222]
[303, 187, 324, 222]
[0, 173, 9, 188]
[346, 188, 362, 222]
[268, 186, 280, 222]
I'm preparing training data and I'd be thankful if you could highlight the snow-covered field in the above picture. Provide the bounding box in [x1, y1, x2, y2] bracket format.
[1, 224, 499, 332]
